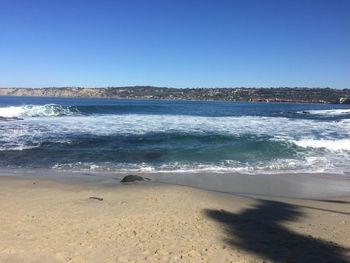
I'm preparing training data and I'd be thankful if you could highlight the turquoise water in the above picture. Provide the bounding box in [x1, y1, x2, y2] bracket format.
[1, 96, 350, 174]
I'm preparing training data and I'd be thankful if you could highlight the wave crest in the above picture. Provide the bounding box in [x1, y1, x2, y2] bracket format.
[293, 139, 350, 151]
[297, 109, 350, 116]
[0, 104, 79, 118]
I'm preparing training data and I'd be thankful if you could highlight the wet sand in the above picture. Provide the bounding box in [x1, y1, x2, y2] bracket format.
[0, 175, 350, 262]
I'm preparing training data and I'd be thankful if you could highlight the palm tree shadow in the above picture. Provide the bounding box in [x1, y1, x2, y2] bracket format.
[204, 200, 350, 262]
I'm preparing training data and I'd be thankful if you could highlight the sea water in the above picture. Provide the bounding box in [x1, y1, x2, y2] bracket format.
[1, 96, 350, 175]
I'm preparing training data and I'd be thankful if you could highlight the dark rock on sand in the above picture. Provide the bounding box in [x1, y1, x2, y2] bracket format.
[89, 196, 103, 201]
[120, 175, 150, 183]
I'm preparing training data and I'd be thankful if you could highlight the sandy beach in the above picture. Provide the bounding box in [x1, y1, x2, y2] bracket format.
[0, 175, 349, 263]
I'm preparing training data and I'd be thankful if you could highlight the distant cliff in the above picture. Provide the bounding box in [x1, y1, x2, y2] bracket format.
[0, 87, 350, 104]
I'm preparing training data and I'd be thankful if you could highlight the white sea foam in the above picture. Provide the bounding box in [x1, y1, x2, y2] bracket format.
[298, 109, 350, 116]
[1, 114, 350, 149]
[293, 139, 350, 151]
[2, 114, 350, 174]
[0, 145, 39, 151]
[8, 114, 349, 137]
[0, 104, 78, 118]
[50, 157, 344, 175]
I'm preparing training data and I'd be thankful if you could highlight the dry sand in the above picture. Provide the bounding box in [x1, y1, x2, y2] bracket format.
[0, 175, 350, 263]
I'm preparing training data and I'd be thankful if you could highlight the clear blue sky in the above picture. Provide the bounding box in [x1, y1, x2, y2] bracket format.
[0, 0, 349, 88]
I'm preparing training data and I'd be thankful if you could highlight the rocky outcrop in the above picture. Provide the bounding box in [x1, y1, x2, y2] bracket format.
[339, 97, 350, 104]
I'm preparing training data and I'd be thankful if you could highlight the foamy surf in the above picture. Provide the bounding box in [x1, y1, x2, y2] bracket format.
[49, 155, 343, 175]
[1, 97, 350, 175]
[297, 109, 350, 116]
[0, 104, 79, 118]
[293, 139, 350, 151]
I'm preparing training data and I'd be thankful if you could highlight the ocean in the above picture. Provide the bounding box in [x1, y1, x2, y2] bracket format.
[1, 96, 350, 175]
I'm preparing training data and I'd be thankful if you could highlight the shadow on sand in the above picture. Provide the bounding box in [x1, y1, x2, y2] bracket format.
[204, 200, 350, 262]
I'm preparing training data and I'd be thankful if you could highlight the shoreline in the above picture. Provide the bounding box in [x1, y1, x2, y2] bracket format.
[0, 94, 340, 105]
[1, 87, 350, 104]
[1, 168, 350, 199]
[0, 174, 350, 262]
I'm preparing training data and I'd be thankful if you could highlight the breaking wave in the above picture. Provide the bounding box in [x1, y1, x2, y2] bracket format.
[1, 97, 350, 175]
[0, 104, 79, 118]
[297, 109, 350, 116]
[293, 139, 350, 151]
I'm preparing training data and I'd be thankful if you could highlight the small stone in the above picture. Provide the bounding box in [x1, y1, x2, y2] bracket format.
[89, 196, 103, 201]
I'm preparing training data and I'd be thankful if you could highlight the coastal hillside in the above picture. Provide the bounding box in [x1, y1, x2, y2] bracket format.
[0, 87, 350, 104]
